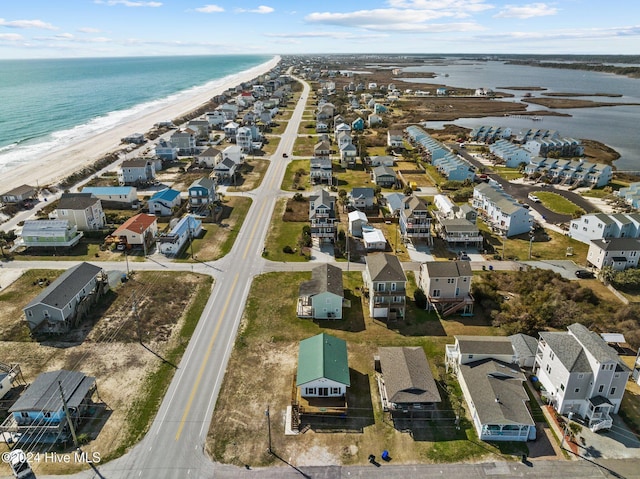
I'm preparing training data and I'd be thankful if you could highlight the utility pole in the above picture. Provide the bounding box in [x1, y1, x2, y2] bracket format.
[58, 381, 79, 448]
[265, 405, 272, 454]
[132, 293, 142, 345]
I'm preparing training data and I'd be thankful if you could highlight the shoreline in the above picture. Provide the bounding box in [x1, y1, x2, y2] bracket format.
[2, 56, 281, 193]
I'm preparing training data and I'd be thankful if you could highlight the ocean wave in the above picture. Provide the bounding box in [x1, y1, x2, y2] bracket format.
[0, 55, 277, 176]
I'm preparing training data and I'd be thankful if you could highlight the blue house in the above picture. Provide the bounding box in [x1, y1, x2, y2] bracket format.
[188, 177, 218, 210]
[6, 370, 96, 444]
[351, 117, 365, 131]
[148, 188, 181, 216]
[158, 215, 203, 256]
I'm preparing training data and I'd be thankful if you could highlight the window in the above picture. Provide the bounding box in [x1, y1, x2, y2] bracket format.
[391, 283, 396, 291]
[447, 278, 454, 284]
[610, 387, 617, 396]
[615, 373, 620, 378]
[468, 354, 474, 360]
[305, 388, 316, 395]
[598, 385, 604, 393]
[574, 388, 580, 393]
[578, 373, 584, 379]
[546, 364, 551, 374]
[21, 412, 29, 418]
[331, 387, 340, 395]
[560, 384, 565, 391]
[550, 351, 555, 361]
[432, 289, 440, 298]
[44, 412, 51, 418]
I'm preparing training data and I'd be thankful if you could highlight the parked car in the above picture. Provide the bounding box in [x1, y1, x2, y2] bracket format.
[282, 153, 288, 158]
[575, 269, 595, 279]
[528, 193, 541, 203]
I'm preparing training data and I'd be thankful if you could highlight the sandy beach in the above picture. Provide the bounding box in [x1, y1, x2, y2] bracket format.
[3, 56, 281, 193]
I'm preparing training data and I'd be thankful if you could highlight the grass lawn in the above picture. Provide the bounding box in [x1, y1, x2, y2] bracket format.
[293, 135, 319, 157]
[263, 198, 310, 262]
[260, 136, 281, 156]
[334, 163, 375, 189]
[493, 166, 523, 181]
[298, 121, 317, 135]
[580, 188, 615, 199]
[478, 221, 588, 262]
[281, 159, 310, 191]
[532, 191, 585, 216]
[177, 196, 252, 262]
[424, 164, 446, 186]
[207, 271, 521, 468]
[226, 158, 269, 192]
[13, 239, 127, 262]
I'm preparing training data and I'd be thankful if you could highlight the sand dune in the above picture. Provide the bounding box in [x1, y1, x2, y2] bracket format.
[3, 56, 281, 193]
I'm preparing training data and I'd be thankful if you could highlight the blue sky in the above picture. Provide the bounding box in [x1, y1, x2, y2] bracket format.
[0, 0, 638, 58]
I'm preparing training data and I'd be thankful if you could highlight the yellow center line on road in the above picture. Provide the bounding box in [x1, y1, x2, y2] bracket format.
[243, 201, 267, 260]
[175, 272, 240, 441]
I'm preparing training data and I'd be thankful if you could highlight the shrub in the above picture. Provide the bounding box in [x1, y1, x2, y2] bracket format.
[282, 245, 294, 254]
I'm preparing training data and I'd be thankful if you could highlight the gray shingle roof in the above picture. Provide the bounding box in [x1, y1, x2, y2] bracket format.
[568, 323, 630, 370]
[456, 336, 515, 356]
[9, 370, 95, 413]
[424, 261, 472, 278]
[57, 193, 99, 210]
[365, 253, 405, 282]
[591, 238, 640, 252]
[538, 331, 592, 373]
[379, 347, 441, 404]
[24, 262, 103, 311]
[439, 218, 479, 233]
[299, 263, 343, 298]
[509, 333, 539, 358]
[458, 359, 534, 426]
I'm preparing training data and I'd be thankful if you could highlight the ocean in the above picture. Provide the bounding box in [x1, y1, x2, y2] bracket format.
[0, 54, 272, 176]
[400, 59, 640, 170]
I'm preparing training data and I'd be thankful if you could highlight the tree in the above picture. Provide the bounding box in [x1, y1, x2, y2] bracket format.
[338, 189, 348, 212]
[414, 289, 427, 309]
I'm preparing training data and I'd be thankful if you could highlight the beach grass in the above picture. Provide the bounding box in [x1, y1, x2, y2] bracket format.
[281, 159, 310, 191]
[263, 198, 309, 262]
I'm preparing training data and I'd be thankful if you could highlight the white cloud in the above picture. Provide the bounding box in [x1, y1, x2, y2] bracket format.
[479, 25, 640, 41]
[265, 31, 387, 40]
[78, 27, 101, 33]
[195, 4, 224, 13]
[94, 0, 162, 7]
[0, 33, 24, 41]
[387, 0, 494, 13]
[236, 5, 274, 14]
[55, 33, 75, 39]
[0, 18, 58, 30]
[494, 3, 557, 19]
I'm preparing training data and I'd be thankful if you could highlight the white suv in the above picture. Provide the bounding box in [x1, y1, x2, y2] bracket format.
[528, 193, 541, 203]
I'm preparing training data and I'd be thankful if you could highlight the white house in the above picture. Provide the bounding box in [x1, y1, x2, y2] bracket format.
[363, 228, 386, 250]
[445, 336, 536, 442]
[197, 147, 222, 168]
[111, 213, 158, 248]
[587, 238, 640, 271]
[148, 188, 181, 217]
[387, 130, 404, 148]
[473, 182, 532, 237]
[349, 187, 375, 210]
[296, 333, 350, 398]
[158, 215, 202, 257]
[81, 186, 137, 207]
[296, 264, 344, 320]
[348, 210, 368, 237]
[534, 323, 631, 431]
[569, 213, 640, 245]
[222, 145, 244, 165]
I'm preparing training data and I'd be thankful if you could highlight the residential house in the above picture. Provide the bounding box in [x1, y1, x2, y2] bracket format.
[16, 220, 83, 249]
[111, 213, 158, 249]
[50, 193, 105, 231]
[339, 142, 357, 168]
[158, 215, 203, 257]
[399, 195, 432, 244]
[205, 110, 227, 128]
[186, 119, 210, 140]
[525, 157, 611, 188]
[419, 261, 474, 316]
[469, 125, 511, 143]
[351, 117, 365, 131]
[224, 121, 240, 140]
[473, 183, 532, 237]
[213, 157, 238, 182]
[587, 238, 640, 271]
[217, 102, 239, 121]
[568, 213, 640, 245]
[349, 187, 375, 210]
[188, 177, 218, 209]
[367, 113, 382, 127]
[235, 126, 253, 152]
[309, 188, 337, 242]
[435, 218, 483, 249]
[23, 262, 108, 334]
[118, 159, 156, 185]
[1, 184, 37, 204]
[489, 139, 531, 168]
[121, 133, 145, 144]
[197, 147, 222, 168]
[81, 186, 137, 208]
[376, 347, 441, 415]
[534, 323, 631, 431]
[310, 157, 333, 185]
[222, 145, 244, 165]
[362, 253, 406, 320]
[372, 165, 397, 187]
[314, 139, 331, 159]
[363, 228, 387, 250]
[316, 122, 329, 133]
[296, 333, 350, 398]
[3, 370, 96, 444]
[617, 182, 640, 209]
[445, 336, 536, 442]
[387, 130, 404, 149]
[148, 188, 181, 217]
[296, 264, 344, 319]
[369, 155, 395, 167]
[348, 210, 368, 237]
[385, 193, 405, 216]
[170, 130, 197, 155]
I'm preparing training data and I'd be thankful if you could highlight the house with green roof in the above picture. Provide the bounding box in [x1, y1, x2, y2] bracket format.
[296, 333, 350, 398]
